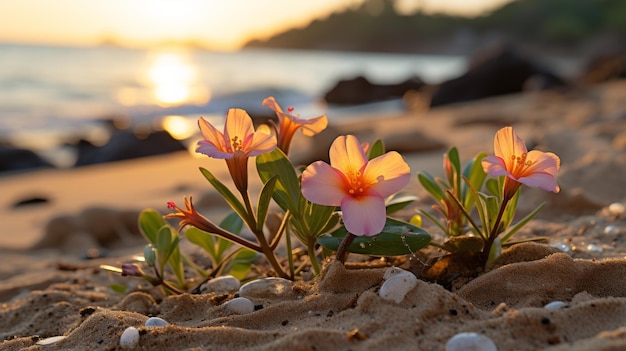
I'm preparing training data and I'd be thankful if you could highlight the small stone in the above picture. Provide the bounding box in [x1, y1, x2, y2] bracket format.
[145, 317, 169, 327]
[608, 203, 625, 216]
[36, 335, 67, 345]
[238, 277, 292, 298]
[551, 242, 572, 254]
[383, 267, 413, 280]
[120, 326, 140, 349]
[379, 272, 418, 303]
[445, 332, 497, 351]
[604, 225, 620, 235]
[544, 301, 568, 310]
[225, 297, 255, 314]
[201, 275, 241, 294]
[586, 243, 603, 253]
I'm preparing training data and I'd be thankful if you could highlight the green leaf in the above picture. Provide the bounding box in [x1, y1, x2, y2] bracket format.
[256, 148, 301, 213]
[446, 147, 462, 190]
[462, 152, 487, 208]
[156, 226, 173, 254]
[156, 226, 175, 271]
[144, 244, 156, 266]
[501, 187, 521, 230]
[257, 175, 278, 231]
[306, 202, 337, 235]
[227, 249, 260, 281]
[199, 167, 248, 222]
[419, 209, 448, 234]
[318, 218, 431, 256]
[168, 243, 185, 287]
[138, 209, 167, 244]
[215, 212, 243, 259]
[185, 227, 218, 261]
[442, 235, 484, 254]
[486, 178, 502, 198]
[219, 212, 244, 234]
[109, 283, 127, 294]
[417, 172, 446, 202]
[367, 139, 385, 160]
[500, 202, 545, 243]
[385, 194, 418, 214]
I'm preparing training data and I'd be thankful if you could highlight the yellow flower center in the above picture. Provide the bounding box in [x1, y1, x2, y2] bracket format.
[231, 136, 242, 151]
[511, 153, 533, 176]
[346, 170, 368, 196]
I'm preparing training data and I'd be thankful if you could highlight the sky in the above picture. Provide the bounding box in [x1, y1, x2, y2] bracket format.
[0, 0, 513, 50]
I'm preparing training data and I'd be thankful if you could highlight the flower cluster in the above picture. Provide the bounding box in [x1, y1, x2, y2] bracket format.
[419, 126, 560, 266]
[112, 95, 560, 293]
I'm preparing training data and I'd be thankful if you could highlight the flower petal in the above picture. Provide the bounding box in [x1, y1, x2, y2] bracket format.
[262, 96, 283, 113]
[299, 115, 328, 136]
[246, 131, 277, 157]
[198, 117, 225, 148]
[525, 150, 560, 176]
[197, 117, 231, 158]
[493, 127, 527, 172]
[518, 172, 560, 193]
[364, 151, 411, 197]
[481, 155, 511, 177]
[196, 140, 233, 159]
[341, 194, 386, 236]
[329, 135, 367, 175]
[301, 161, 347, 206]
[224, 108, 254, 146]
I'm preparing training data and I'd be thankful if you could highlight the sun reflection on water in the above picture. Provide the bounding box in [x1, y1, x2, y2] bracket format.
[123, 50, 210, 107]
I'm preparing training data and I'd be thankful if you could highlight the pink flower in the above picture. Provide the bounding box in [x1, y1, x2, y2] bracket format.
[301, 135, 411, 236]
[262, 96, 327, 154]
[196, 108, 276, 193]
[197, 108, 276, 159]
[482, 126, 560, 200]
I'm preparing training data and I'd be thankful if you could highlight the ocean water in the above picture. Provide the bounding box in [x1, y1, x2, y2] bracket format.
[0, 43, 467, 166]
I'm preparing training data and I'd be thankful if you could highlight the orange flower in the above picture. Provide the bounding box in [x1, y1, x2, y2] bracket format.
[262, 96, 327, 154]
[196, 108, 276, 193]
[482, 126, 560, 200]
[301, 135, 410, 236]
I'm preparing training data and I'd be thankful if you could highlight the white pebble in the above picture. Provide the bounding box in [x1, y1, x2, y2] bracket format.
[604, 225, 620, 235]
[145, 316, 169, 327]
[544, 301, 568, 310]
[551, 242, 572, 254]
[383, 266, 413, 280]
[36, 335, 67, 345]
[238, 277, 292, 298]
[446, 332, 498, 351]
[120, 326, 140, 349]
[201, 275, 241, 294]
[225, 297, 255, 314]
[379, 272, 418, 303]
[586, 243, 603, 253]
[608, 202, 625, 216]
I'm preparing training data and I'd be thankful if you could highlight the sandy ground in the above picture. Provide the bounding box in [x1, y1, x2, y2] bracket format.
[1, 80, 626, 350]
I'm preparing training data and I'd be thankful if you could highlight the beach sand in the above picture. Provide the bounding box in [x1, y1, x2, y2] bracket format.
[1, 80, 626, 350]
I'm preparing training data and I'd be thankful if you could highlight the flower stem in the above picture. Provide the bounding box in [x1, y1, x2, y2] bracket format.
[335, 233, 356, 264]
[481, 197, 510, 265]
[239, 189, 290, 279]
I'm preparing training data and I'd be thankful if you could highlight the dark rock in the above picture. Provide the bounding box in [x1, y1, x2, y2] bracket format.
[323, 75, 424, 105]
[34, 207, 142, 252]
[0, 146, 53, 173]
[74, 130, 186, 167]
[580, 51, 626, 84]
[430, 45, 566, 107]
[11, 195, 50, 209]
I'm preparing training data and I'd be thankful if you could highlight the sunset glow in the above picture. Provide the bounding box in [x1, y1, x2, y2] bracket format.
[0, 0, 512, 50]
